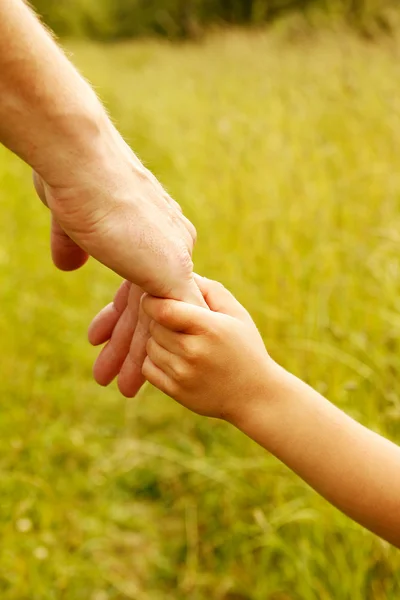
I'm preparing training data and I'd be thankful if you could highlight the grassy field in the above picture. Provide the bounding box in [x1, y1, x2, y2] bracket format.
[1, 26, 400, 599]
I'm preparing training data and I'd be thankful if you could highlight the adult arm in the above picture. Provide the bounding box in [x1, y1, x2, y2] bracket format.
[0, 0, 204, 395]
[0, 0, 201, 299]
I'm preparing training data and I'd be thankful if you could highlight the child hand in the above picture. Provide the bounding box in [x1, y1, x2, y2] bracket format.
[141, 276, 273, 424]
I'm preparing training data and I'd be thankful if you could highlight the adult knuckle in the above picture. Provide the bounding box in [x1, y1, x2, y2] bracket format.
[176, 246, 194, 276]
[170, 196, 183, 213]
[182, 216, 197, 248]
[161, 248, 194, 299]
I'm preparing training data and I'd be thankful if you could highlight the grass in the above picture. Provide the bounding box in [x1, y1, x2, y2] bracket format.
[1, 25, 400, 599]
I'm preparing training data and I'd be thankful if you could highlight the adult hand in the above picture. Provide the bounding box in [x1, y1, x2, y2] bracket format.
[0, 0, 206, 396]
[33, 120, 205, 396]
[33, 120, 200, 300]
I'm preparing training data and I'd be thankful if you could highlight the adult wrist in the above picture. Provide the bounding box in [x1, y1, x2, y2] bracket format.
[35, 96, 117, 187]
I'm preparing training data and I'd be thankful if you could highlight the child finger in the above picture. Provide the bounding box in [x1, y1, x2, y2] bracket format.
[146, 337, 182, 380]
[149, 321, 190, 355]
[142, 356, 177, 399]
[142, 296, 210, 333]
[194, 274, 251, 321]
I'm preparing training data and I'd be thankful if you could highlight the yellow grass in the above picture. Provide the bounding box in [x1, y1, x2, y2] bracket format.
[1, 27, 400, 599]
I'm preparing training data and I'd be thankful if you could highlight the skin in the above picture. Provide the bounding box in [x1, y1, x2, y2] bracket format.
[0, 0, 205, 396]
[106, 275, 400, 547]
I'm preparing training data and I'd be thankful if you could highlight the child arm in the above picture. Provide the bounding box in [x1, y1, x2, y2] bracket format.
[142, 276, 400, 547]
[240, 363, 400, 547]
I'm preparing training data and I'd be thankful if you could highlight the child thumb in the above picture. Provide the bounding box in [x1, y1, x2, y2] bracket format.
[193, 275, 249, 321]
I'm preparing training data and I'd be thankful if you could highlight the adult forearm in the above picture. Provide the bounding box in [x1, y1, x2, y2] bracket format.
[0, 0, 108, 182]
[238, 363, 400, 547]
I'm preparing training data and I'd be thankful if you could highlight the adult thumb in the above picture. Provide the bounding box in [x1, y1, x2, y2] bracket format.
[33, 171, 88, 271]
[50, 214, 89, 271]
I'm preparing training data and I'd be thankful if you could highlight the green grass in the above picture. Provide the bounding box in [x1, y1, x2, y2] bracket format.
[1, 27, 400, 599]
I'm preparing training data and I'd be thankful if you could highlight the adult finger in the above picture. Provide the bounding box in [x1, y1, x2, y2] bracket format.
[117, 299, 150, 397]
[33, 173, 88, 271]
[118, 279, 208, 397]
[88, 280, 131, 346]
[88, 303, 117, 347]
[50, 215, 89, 271]
[93, 284, 143, 386]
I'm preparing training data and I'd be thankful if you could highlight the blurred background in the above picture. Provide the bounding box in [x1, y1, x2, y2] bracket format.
[29, 0, 400, 39]
[1, 0, 400, 598]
